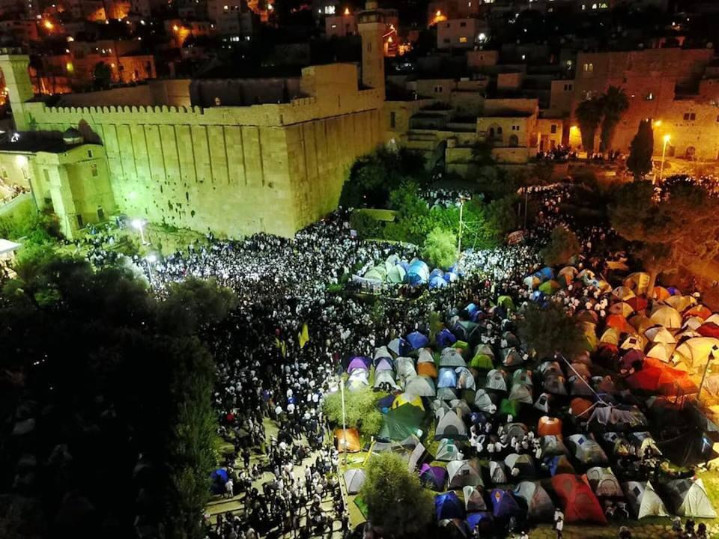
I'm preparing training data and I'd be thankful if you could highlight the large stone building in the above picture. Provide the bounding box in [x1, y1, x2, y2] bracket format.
[0, 4, 387, 239]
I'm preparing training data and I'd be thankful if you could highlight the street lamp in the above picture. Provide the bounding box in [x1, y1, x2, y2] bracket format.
[339, 376, 348, 464]
[658, 134, 670, 183]
[145, 253, 157, 287]
[131, 218, 148, 245]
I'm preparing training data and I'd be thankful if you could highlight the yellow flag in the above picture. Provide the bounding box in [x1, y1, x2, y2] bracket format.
[299, 323, 310, 349]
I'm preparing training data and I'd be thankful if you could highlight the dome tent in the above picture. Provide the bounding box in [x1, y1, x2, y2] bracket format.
[514, 481, 554, 522]
[436, 438, 463, 461]
[435, 491, 465, 520]
[662, 478, 717, 518]
[585, 467, 622, 498]
[435, 410, 467, 439]
[344, 469, 366, 494]
[490, 489, 523, 519]
[623, 481, 669, 519]
[404, 375, 436, 397]
[551, 474, 607, 524]
[489, 461, 508, 484]
[463, 485, 487, 511]
[447, 459, 483, 489]
[420, 464, 447, 491]
[567, 434, 608, 466]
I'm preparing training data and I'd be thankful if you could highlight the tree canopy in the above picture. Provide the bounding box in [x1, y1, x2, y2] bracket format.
[359, 453, 434, 537]
[517, 301, 588, 359]
[0, 252, 236, 539]
[540, 226, 580, 266]
[626, 119, 654, 180]
[575, 99, 603, 154]
[322, 385, 384, 436]
[609, 179, 719, 292]
[422, 227, 457, 269]
[598, 86, 629, 153]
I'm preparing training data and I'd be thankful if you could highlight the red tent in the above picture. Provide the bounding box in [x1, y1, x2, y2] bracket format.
[626, 296, 648, 313]
[551, 474, 607, 524]
[627, 361, 697, 396]
[606, 314, 634, 334]
[698, 323, 719, 339]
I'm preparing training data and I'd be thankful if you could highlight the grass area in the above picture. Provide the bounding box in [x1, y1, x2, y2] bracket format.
[356, 208, 397, 222]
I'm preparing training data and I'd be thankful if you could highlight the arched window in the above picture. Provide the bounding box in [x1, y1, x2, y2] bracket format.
[508, 134, 519, 147]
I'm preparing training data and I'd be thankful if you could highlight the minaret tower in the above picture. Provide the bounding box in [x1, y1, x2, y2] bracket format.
[357, 1, 386, 98]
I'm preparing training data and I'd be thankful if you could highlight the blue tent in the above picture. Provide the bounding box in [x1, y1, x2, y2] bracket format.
[530, 290, 545, 303]
[407, 260, 430, 285]
[444, 271, 459, 283]
[435, 492, 465, 520]
[430, 268, 444, 280]
[537, 267, 555, 281]
[407, 331, 429, 350]
[466, 511, 493, 531]
[377, 394, 396, 413]
[438, 368, 458, 388]
[465, 303, 478, 317]
[429, 275, 448, 289]
[211, 468, 228, 483]
[436, 328, 457, 348]
[490, 489, 523, 519]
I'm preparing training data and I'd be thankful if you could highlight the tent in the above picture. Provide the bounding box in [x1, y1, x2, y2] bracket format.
[588, 405, 648, 429]
[474, 389, 498, 414]
[440, 348, 467, 368]
[407, 331, 429, 350]
[374, 346, 392, 361]
[386, 263, 406, 284]
[417, 361, 438, 379]
[674, 337, 719, 368]
[514, 481, 554, 522]
[585, 467, 622, 498]
[407, 259, 430, 286]
[623, 481, 669, 519]
[404, 375, 436, 397]
[465, 512, 493, 533]
[375, 358, 394, 372]
[420, 464, 448, 491]
[374, 370, 399, 389]
[435, 410, 468, 440]
[334, 428, 361, 452]
[612, 286, 636, 301]
[496, 295, 515, 311]
[540, 435, 568, 457]
[388, 338, 411, 356]
[437, 328, 458, 348]
[663, 478, 717, 518]
[438, 367, 459, 389]
[505, 422, 529, 440]
[485, 369, 508, 392]
[499, 399, 520, 419]
[436, 492, 465, 521]
[447, 460, 482, 489]
[534, 393, 551, 414]
[567, 434, 608, 466]
[392, 393, 424, 410]
[347, 356, 370, 373]
[488, 461, 508, 484]
[463, 485, 487, 512]
[347, 369, 370, 391]
[548, 455, 575, 476]
[645, 326, 677, 344]
[452, 322, 479, 344]
[455, 367, 476, 390]
[344, 469, 366, 494]
[490, 489, 523, 519]
[380, 403, 425, 441]
[538, 417, 562, 438]
[650, 305, 682, 329]
[436, 438, 463, 461]
[538, 280, 561, 295]
[543, 374, 567, 396]
[429, 275, 448, 289]
[395, 357, 417, 379]
[504, 453, 535, 479]
[551, 474, 607, 524]
[502, 347, 524, 368]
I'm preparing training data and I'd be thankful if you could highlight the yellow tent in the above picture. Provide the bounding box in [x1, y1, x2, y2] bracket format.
[392, 392, 425, 411]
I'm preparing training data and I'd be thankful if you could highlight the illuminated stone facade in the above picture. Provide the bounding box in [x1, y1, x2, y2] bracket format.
[0, 12, 386, 239]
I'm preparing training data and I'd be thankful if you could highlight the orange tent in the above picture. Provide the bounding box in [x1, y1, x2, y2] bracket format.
[538, 416, 563, 438]
[652, 287, 671, 301]
[569, 398, 594, 417]
[417, 362, 438, 378]
[334, 428, 361, 452]
[684, 305, 712, 320]
[606, 314, 635, 335]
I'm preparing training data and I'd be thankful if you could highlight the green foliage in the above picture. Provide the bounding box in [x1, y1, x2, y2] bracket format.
[0, 252, 235, 537]
[609, 180, 719, 289]
[599, 86, 629, 152]
[517, 301, 588, 358]
[626, 119, 654, 180]
[339, 148, 428, 208]
[422, 227, 456, 269]
[349, 211, 384, 239]
[575, 99, 603, 153]
[484, 194, 520, 241]
[359, 453, 434, 538]
[323, 386, 383, 437]
[540, 226, 580, 266]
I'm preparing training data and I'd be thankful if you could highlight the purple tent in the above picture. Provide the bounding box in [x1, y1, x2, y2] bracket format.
[375, 358, 393, 372]
[420, 464, 447, 491]
[407, 331, 430, 350]
[347, 356, 370, 373]
[490, 489, 523, 519]
[466, 511, 493, 532]
[437, 328, 457, 348]
[435, 491, 465, 520]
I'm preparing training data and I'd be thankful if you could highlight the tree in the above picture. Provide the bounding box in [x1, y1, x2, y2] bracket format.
[540, 226, 580, 266]
[322, 386, 383, 436]
[93, 62, 112, 89]
[575, 99, 603, 154]
[359, 453, 434, 537]
[626, 119, 654, 180]
[517, 302, 588, 359]
[422, 227, 456, 268]
[609, 179, 719, 294]
[598, 86, 629, 153]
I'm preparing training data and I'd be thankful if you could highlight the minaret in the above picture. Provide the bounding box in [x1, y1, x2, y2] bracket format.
[0, 50, 34, 131]
[357, 1, 385, 98]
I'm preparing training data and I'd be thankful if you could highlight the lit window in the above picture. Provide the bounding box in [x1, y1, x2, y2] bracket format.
[459, 37, 467, 43]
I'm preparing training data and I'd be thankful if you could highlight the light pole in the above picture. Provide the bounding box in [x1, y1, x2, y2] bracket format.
[145, 253, 157, 287]
[339, 376, 348, 464]
[659, 134, 670, 183]
[457, 195, 469, 264]
[698, 346, 718, 403]
[132, 218, 148, 245]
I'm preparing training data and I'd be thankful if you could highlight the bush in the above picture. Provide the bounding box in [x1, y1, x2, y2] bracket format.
[323, 386, 384, 437]
[540, 226, 580, 266]
[349, 211, 384, 239]
[422, 227, 456, 269]
[517, 301, 588, 358]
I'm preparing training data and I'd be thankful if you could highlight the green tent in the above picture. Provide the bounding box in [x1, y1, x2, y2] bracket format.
[497, 295, 515, 311]
[500, 398, 520, 418]
[454, 340, 470, 354]
[538, 280, 561, 295]
[470, 353, 494, 370]
[379, 403, 426, 441]
[364, 268, 384, 282]
[387, 264, 407, 284]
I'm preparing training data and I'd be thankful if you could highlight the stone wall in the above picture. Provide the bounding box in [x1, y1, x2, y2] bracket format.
[21, 65, 383, 238]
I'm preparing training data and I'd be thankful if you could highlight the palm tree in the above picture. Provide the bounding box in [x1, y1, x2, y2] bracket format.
[599, 86, 629, 153]
[575, 99, 603, 154]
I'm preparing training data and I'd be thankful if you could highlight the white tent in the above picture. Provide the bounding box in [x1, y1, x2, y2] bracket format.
[485, 369, 508, 392]
[447, 459, 482, 489]
[436, 438, 463, 461]
[586, 467, 622, 497]
[650, 305, 682, 329]
[463, 485, 487, 511]
[474, 389, 497, 414]
[674, 337, 719, 369]
[488, 460, 508, 484]
[435, 410, 467, 440]
[514, 481, 554, 521]
[623, 481, 669, 519]
[344, 469, 366, 494]
[664, 478, 717, 518]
